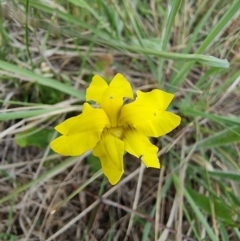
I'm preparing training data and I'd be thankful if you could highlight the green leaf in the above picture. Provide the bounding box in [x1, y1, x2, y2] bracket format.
[131, 37, 164, 50]
[187, 188, 237, 226]
[209, 171, 240, 184]
[0, 108, 60, 121]
[196, 126, 240, 148]
[181, 107, 240, 125]
[96, 40, 229, 68]
[219, 225, 230, 241]
[0, 60, 85, 100]
[173, 174, 219, 241]
[169, 0, 239, 89]
[86, 153, 101, 173]
[0, 233, 17, 241]
[15, 128, 55, 149]
[157, 0, 182, 83]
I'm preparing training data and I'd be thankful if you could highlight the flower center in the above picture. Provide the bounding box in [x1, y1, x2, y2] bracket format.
[108, 126, 124, 139]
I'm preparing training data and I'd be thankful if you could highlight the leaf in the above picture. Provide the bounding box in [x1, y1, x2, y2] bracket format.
[181, 107, 240, 126]
[131, 37, 164, 50]
[0, 60, 85, 100]
[99, 40, 229, 68]
[86, 153, 101, 173]
[173, 174, 219, 241]
[0, 233, 17, 241]
[209, 171, 240, 184]
[197, 126, 240, 148]
[15, 128, 54, 149]
[187, 188, 238, 226]
[0, 108, 60, 121]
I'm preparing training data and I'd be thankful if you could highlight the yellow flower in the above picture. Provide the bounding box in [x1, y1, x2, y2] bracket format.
[50, 73, 181, 185]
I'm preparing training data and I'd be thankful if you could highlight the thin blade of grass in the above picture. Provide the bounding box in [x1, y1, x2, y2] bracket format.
[0, 60, 85, 99]
[209, 171, 240, 184]
[196, 126, 240, 148]
[157, 0, 182, 85]
[169, 0, 240, 89]
[184, 0, 219, 53]
[95, 40, 229, 68]
[173, 174, 219, 241]
[121, 1, 158, 85]
[0, 108, 60, 121]
[181, 108, 240, 125]
[16, 1, 229, 69]
[187, 187, 237, 226]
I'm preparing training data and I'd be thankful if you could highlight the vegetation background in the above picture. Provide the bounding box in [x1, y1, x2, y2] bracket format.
[0, 0, 240, 240]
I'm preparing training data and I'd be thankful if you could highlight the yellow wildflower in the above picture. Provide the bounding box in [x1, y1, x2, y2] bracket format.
[50, 73, 181, 185]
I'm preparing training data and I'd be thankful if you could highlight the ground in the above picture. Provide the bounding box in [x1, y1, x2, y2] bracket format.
[0, 1, 240, 241]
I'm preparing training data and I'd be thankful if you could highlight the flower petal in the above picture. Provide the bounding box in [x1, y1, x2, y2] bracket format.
[100, 73, 134, 127]
[93, 132, 124, 185]
[86, 75, 108, 104]
[50, 133, 95, 156]
[55, 103, 110, 134]
[109, 73, 134, 99]
[123, 127, 160, 168]
[119, 90, 181, 137]
[86, 73, 134, 127]
[50, 103, 110, 156]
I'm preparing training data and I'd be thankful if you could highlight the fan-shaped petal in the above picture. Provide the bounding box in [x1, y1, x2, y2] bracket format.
[50, 103, 110, 156]
[101, 74, 134, 127]
[86, 75, 108, 104]
[119, 90, 181, 137]
[123, 127, 160, 168]
[93, 132, 124, 185]
[86, 73, 134, 127]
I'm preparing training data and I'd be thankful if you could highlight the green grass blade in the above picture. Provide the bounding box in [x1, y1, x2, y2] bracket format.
[196, 1, 240, 54]
[162, 0, 182, 52]
[181, 108, 240, 125]
[169, 0, 240, 89]
[94, 40, 229, 68]
[121, 1, 158, 84]
[209, 171, 240, 184]
[0, 108, 60, 121]
[187, 187, 237, 226]
[157, 0, 182, 85]
[17, 0, 229, 69]
[0, 60, 85, 99]
[184, 0, 219, 53]
[68, 0, 101, 21]
[233, 228, 240, 239]
[183, 205, 202, 241]
[196, 126, 240, 148]
[173, 175, 219, 241]
[22, 0, 109, 39]
[219, 224, 230, 241]
[24, 0, 32, 65]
